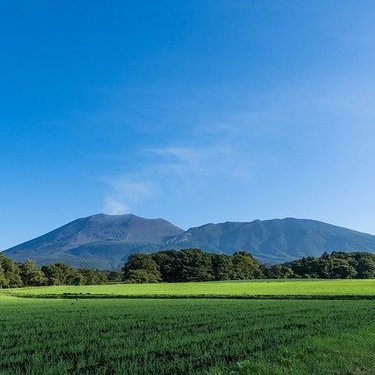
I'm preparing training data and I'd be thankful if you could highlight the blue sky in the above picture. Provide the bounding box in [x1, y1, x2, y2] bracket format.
[1, 1, 375, 249]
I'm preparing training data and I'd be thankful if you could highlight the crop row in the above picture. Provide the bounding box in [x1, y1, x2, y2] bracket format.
[1, 297, 374, 374]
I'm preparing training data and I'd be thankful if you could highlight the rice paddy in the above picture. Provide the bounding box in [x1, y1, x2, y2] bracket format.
[1, 280, 374, 374]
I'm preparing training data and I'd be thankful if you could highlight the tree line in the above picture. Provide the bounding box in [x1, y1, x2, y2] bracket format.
[0, 254, 122, 288]
[1, 249, 375, 287]
[122, 249, 263, 282]
[123, 249, 375, 282]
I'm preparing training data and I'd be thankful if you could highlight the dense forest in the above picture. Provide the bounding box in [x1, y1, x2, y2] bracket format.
[0, 254, 122, 287]
[1, 249, 375, 287]
[123, 249, 375, 282]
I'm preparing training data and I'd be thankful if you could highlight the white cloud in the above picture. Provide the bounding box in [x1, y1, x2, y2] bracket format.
[102, 179, 157, 215]
[149, 144, 254, 182]
[103, 197, 129, 215]
[101, 140, 256, 216]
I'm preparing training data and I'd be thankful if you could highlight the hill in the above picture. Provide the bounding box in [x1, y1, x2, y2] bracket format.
[162, 218, 375, 263]
[3, 214, 184, 269]
[3, 215, 375, 269]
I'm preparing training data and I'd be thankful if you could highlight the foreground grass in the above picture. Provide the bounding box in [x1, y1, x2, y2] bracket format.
[0, 295, 374, 374]
[5, 279, 375, 299]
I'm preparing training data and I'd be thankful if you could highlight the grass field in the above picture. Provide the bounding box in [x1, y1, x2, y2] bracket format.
[4, 279, 375, 299]
[1, 280, 375, 374]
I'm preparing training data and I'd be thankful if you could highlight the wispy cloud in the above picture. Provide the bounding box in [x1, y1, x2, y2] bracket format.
[150, 147, 202, 164]
[103, 179, 157, 214]
[101, 139, 256, 215]
[148, 144, 255, 183]
[103, 197, 129, 215]
[99, 63, 375, 223]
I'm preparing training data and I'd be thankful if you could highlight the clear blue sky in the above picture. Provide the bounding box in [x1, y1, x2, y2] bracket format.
[1, 0, 375, 249]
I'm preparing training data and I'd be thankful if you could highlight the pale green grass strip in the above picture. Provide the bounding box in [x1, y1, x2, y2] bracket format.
[3, 279, 375, 299]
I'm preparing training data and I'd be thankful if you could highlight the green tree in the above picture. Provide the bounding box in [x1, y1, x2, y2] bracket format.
[175, 249, 214, 282]
[152, 250, 178, 282]
[0, 254, 23, 287]
[125, 269, 160, 283]
[106, 270, 123, 283]
[76, 268, 108, 285]
[123, 254, 161, 283]
[0, 264, 7, 287]
[266, 264, 294, 279]
[328, 258, 357, 279]
[19, 259, 47, 286]
[231, 251, 263, 279]
[211, 253, 233, 280]
[41, 263, 74, 285]
[355, 254, 375, 278]
[66, 272, 85, 286]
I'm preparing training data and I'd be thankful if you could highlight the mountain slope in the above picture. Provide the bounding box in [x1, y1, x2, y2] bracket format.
[4, 214, 184, 269]
[3, 215, 375, 269]
[162, 218, 375, 263]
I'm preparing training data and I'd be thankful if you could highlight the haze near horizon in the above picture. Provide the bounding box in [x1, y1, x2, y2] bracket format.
[1, 1, 375, 249]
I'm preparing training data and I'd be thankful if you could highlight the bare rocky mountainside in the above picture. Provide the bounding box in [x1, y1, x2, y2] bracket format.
[4, 214, 375, 269]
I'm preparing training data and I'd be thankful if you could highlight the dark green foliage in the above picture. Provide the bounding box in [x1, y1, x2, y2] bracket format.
[41, 263, 75, 285]
[66, 272, 85, 286]
[75, 268, 108, 285]
[329, 258, 358, 279]
[19, 259, 48, 286]
[231, 251, 264, 279]
[122, 253, 161, 282]
[123, 249, 264, 282]
[0, 254, 23, 287]
[211, 253, 233, 280]
[0, 253, 111, 287]
[106, 270, 123, 283]
[1, 249, 375, 288]
[172, 249, 214, 282]
[264, 264, 294, 279]
[123, 250, 375, 283]
[357, 255, 375, 278]
[124, 269, 160, 283]
[151, 250, 177, 282]
[287, 251, 375, 279]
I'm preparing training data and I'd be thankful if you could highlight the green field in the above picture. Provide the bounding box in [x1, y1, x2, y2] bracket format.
[4, 279, 375, 299]
[1, 280, 375, 374]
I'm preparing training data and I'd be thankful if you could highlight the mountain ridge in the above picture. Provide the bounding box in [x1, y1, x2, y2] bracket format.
[4, 214, 375, 269]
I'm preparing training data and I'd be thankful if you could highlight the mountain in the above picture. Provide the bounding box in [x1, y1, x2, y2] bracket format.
[3, 215, 375, 269]
[3, 214, 184, 269]
[162, 218, 375, 263]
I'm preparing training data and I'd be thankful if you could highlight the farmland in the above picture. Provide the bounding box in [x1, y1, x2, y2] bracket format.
[1, 280, 375, 374]
[4, 278, 375, 299]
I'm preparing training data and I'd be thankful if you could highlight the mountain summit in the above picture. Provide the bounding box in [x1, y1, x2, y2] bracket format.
[4, 214, 184, 269]
[163, 218, 375, 263]
[4, 215, 375, 269]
